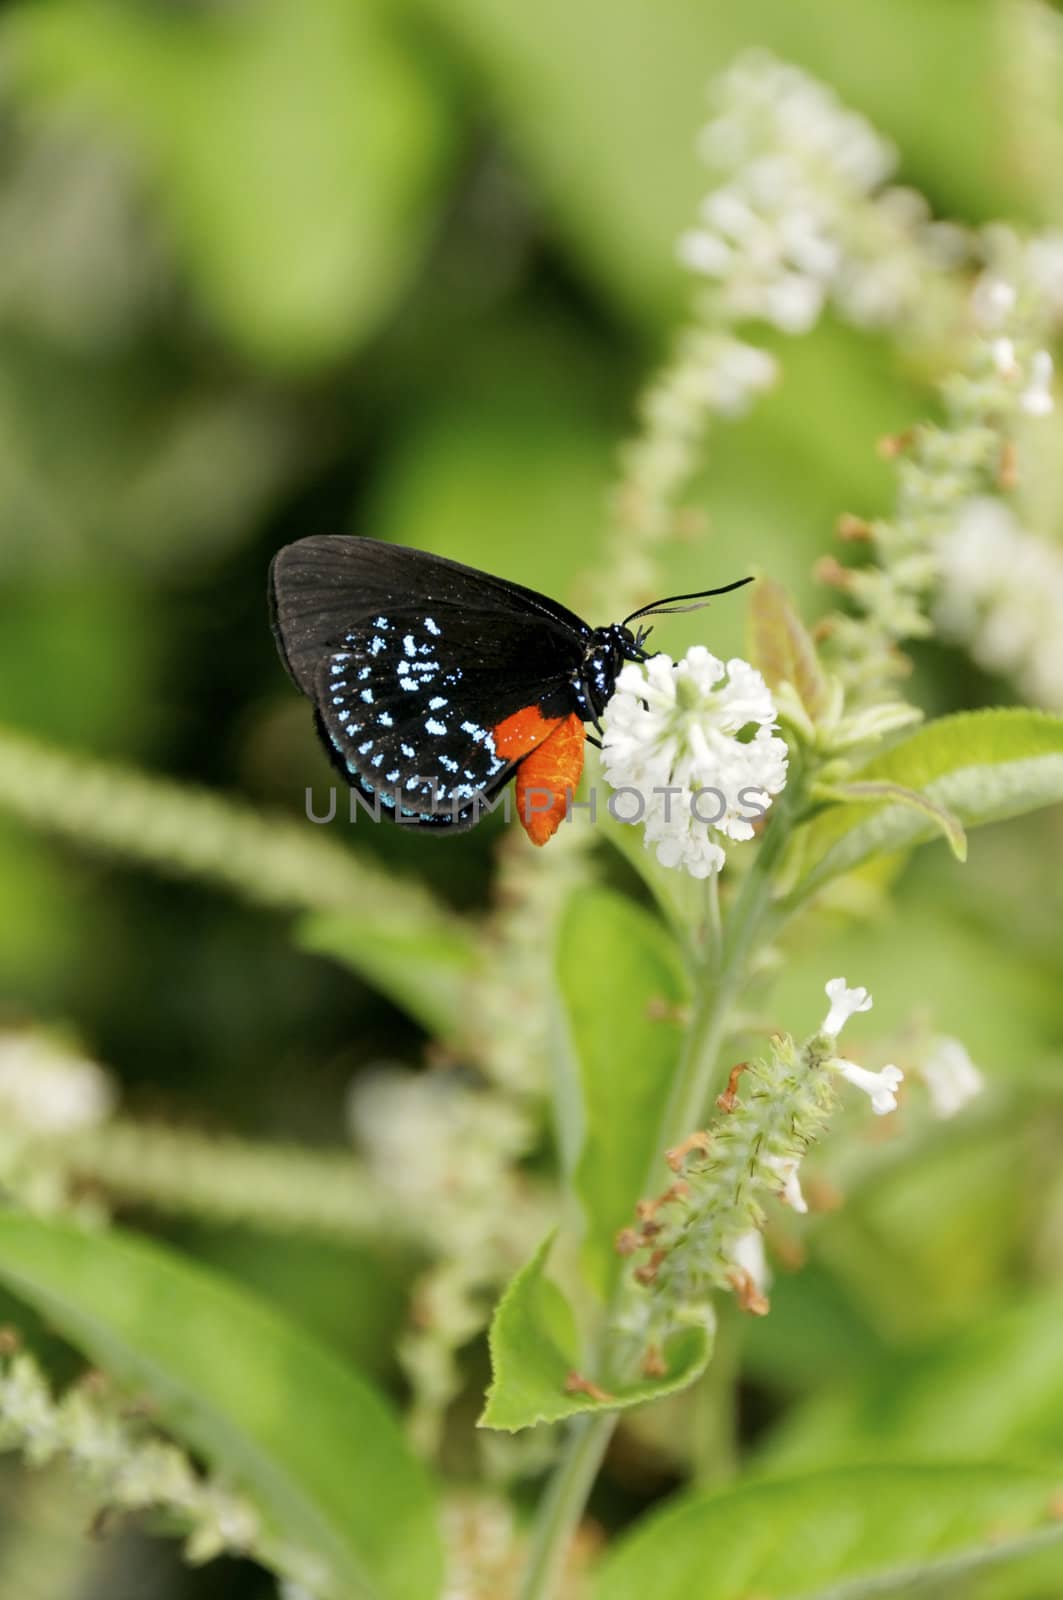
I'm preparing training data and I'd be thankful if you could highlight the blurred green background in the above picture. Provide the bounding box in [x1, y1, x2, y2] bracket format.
[1, 0, 1063, 1594]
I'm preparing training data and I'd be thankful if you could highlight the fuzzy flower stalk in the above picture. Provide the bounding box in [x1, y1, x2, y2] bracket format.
[612, 980, 902, 1372]
[0, 1338, 324, 1592]
[601, 646, 788, 877]
[823, 232, 1060, 703]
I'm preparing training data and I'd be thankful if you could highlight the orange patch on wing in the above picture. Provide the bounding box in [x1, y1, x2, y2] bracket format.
[492, 704, 564, 761]
[514, 714, 586, 846]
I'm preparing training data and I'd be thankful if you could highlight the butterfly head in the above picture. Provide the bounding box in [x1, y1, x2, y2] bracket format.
[572, 576, 755, 728]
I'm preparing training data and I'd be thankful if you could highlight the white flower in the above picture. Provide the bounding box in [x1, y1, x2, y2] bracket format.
[728, 1227, 770, 1292]
[833, 1058, 904, 1116]
[920, 1036, 984, 1118]
[990, 336, 1018, 377]
[820, 977, 873, 1038]
[1020, 348, 1054, 416]
[765, 1154, 807, 1213]
[971, 273, 1017, 329]
[0, 1033, 115, 1135]
[601, 647, 788, 878]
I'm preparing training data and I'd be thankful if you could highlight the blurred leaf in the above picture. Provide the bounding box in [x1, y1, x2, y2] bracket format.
[0, 1211, 442, 1600]
[762, 1289, 1063, 1473]
[480, 1234, 711, 1430]
[788, 711, 1063, 897]
[298, 908, 481, 1039]
[767, 877, 1058, 1069]
[592, 1463, 1063, 1600]
[557, 889, 689, 1293]
[366, 320, 618, 606]
[811, 1119, 1033, 1342]
[0, 582, 161, 753]
[749, 576, 831, 721]
[0, 334, 304, 576]
[4, 0, 455, 368]
[741, 1262, 888, 1392]
[409, 0, 1029, 330]
[177, 1225, 412, 1383]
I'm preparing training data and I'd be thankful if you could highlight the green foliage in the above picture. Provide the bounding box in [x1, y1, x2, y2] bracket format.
[789, 711, 1063, 894]
[818, 780, 968, 863]
[3, 0, 455, 369]
[557, 889, 690, 1292]
[763, 1289, 1063, 1470]
[592, 1463, 1063, 1600]
[0, 3, 1062, 1597]
[407, 0, 1027, 329]
[480, 1235, 712, 1431]
[0, 1213, 442, 1600]
[299, 909, 482, 1039]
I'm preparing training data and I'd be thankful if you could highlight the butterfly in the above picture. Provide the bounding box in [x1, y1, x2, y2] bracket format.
[269, 536, 752, 844]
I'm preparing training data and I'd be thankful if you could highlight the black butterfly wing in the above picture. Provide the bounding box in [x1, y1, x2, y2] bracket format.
[270, 537, 591, 828]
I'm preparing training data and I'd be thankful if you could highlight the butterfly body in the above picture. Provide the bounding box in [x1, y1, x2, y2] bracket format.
[269, 536, 748, 844]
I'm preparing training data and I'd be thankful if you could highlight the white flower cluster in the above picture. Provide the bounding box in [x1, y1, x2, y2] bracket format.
[677, 52, 961, 335]
[935, 497, 1063, 709]
[0, 1032, 115, 1135]
[601, 646, 788, 877]
[0, 1347, 323, 1589]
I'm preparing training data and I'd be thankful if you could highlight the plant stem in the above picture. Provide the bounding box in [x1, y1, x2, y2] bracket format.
[519, 809, 793, 1600]
[517, 1414, 615, 1600]
[521, 844, 781, 1593]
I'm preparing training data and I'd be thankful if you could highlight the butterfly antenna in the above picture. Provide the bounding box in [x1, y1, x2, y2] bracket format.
[622, 575, 754, 626]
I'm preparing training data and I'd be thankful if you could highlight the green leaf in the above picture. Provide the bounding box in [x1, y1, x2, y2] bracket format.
[593, 1463, 1063, 1600]
[557, 889, 690, 1293]
[763, 1289, 1063, 1474]
[0, 1212, 441, 1600]
[789, 710, 1063, 895]
[479, 1235, 711, 1431]
[4, 0, 454, 369]
[298, 908, 481, 1040]
[818, 780, 967, 862]
[749, 576, 831, 723]
[407, 0, 1031, 332]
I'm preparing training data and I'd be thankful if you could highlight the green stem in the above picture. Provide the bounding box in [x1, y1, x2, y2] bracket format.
[517, 1415, 614, 1600]
[661, 815, 786, 1144]
[519, 803, 797, 1600]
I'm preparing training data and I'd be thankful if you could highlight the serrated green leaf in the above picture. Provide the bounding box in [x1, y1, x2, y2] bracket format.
[298, 908, 480, 1040]
[749, 576, 831, 722]
[789, 710, 1063, 895]
[479, 1234, 711, 1431]
[557, 889, 690, 1293]
[593, 1463, 1063, 1600]
[0, 1212, 441, 1600]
